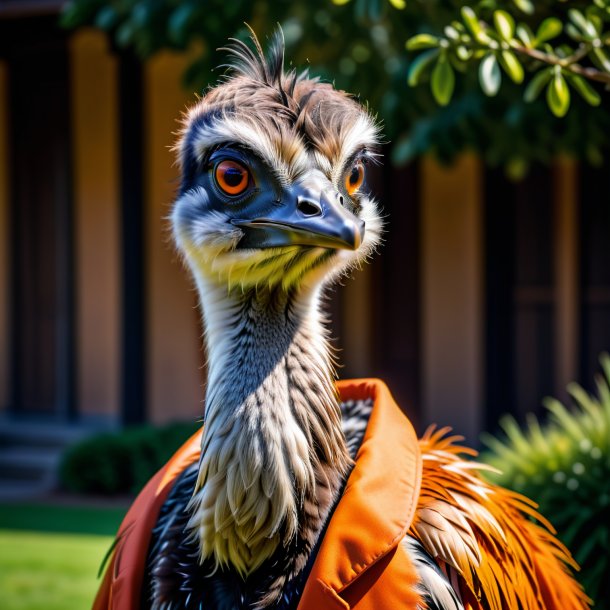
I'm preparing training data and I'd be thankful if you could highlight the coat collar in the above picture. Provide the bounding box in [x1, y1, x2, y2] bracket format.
[95, 378, 422, 610]
[297, 378, 423, 609]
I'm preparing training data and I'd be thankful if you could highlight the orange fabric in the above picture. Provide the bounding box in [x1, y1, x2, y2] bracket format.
[93, 431, 202, 610]
[92, 379, 423, 610]
[298, 379, 422, 609]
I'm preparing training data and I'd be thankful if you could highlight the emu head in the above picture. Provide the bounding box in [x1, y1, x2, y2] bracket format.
[172, 29, 382, 293]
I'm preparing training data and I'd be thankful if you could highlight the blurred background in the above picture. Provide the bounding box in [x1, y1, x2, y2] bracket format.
[0, 0, 609, 607]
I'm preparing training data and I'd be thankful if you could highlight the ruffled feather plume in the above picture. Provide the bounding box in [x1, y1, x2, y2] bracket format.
[411, 427, 590, 610]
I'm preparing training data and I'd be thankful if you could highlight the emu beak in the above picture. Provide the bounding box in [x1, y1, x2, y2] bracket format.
[232, 174, 365, 250]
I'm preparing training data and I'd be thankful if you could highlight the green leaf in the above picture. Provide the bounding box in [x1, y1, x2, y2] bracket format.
[168, 4, 195, 45]
[444, 25, 460, 41]
[566, 73, 601, 106]
[505, 157, 529, 181]
[407, 48, 440, 86]
[535, 17, 563, 44]
[512, 0, 534, 14]
[479, 53, 501, 96]
[600, 352, 610, 383]
[524, 67, 553, 102]
[565, 23, 583, 42]
[546, 396, 583, 439]
[592, 48, 610, 72]
[456, 45, 472, 61]
[406, 34, 440, 50]
[586, 144, 604, 166]
[587, 12, 603, 35]
[501, 417, 534, 459]
[568, 9, 597, 38]
[516, 24, 534, 47]
[431, 55, 455, 106]
[448, 53, 467, 73]
[499, 50, 524, 83]
[494, 10, 515, 42]
[365, 0, 383, 20]
[461, 6, 486, 42]
[116, 21, 135, 48]
[574, 527, 603, 567]
[95, 6, 118, 30]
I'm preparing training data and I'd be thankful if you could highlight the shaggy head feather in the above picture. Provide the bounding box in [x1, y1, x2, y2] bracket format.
[172, 28, 382, 293]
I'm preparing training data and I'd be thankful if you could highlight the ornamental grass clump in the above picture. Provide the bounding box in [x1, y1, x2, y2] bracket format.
[481, 353, 610, 607]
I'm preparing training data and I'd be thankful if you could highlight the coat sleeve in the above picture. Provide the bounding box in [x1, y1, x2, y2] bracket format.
[409, 427, 590, 610]
[92, 430, 203, 610]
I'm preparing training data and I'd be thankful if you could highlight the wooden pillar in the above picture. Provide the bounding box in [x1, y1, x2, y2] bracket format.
[553, 158, 579, 399]
[144, 51, 203, 424]
[0, 60, 8, 411]
[341, 265, 374, 377]
[420, 154, 483, 442]
[70, 30, 120, 421]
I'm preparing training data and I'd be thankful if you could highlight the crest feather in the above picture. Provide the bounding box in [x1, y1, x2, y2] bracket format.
[219, 26, 287, 91]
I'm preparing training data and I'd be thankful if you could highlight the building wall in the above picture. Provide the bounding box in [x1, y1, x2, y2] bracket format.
[0, 59, 8, 412]
[0, 22, 601, 433]
[420, 155, 483, 442]
[69, 35, 204, 424]
[70, 30, 120, 420]
[0, 28, 205, 424]
[144, 51, 204, 424]
[553, 158, 579, 403]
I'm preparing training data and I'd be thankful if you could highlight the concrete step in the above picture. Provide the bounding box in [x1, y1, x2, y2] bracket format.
[0, 479, 54, 501]
[0, 446, 62, 481]
[0, 417, 115, 501]
[0, 419, 100, 450]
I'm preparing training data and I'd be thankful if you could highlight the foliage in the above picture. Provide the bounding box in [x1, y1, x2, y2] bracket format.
[481, 354, 610, 606]
[61, 0, 610, 171]
[59, 421, 199, 495]
[405, 3, 610, 118]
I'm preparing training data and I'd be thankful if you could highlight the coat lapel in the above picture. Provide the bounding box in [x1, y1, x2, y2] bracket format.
[94, 378, 423, 610]
[298, 379, 423, 609]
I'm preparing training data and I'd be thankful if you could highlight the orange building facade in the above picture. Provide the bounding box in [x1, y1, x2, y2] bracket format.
[0, 7, 609, 445]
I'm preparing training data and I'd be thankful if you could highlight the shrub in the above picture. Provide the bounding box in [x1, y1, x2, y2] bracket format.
[481, 354, 610, 606]
[59, 421, 200, 495]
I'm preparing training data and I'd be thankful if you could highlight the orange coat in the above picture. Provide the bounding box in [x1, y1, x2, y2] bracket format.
[93, 379, 588, 610]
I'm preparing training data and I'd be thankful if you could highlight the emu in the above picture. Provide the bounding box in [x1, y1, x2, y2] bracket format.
[94, 30, 588, 610]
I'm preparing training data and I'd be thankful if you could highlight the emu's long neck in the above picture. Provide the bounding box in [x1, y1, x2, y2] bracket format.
[187, 280, 351, 578]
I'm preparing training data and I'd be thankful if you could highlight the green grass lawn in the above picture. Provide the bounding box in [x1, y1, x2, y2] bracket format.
[0, 502, 126, 610]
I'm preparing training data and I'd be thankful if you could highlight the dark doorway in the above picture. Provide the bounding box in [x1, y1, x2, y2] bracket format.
[484, 167, 555, 429]
[2, 16, 75, 418]
[579, 164, 610, 387]
[329, 152, 421, 420]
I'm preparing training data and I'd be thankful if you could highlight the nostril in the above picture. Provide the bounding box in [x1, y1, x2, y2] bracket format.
[297, 197, 322, 217]
[339, 195, 344, 206]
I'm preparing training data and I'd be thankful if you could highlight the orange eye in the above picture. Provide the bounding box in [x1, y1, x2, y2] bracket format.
[215, 160, 250, 196]
[345, 161, 365, 196]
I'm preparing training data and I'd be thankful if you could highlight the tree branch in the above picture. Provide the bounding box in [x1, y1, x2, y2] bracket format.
[512, 44, 610, 86]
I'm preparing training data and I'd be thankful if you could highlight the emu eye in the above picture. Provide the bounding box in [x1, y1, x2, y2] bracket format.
[215, 160, 250, 196]
[345, 161, 365, 196]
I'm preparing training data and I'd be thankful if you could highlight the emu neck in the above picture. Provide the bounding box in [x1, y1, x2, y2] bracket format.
[188, 281, 351, 577]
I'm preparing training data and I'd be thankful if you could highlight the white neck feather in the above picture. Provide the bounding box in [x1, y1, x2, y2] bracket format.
[187, 276, 351, 577]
